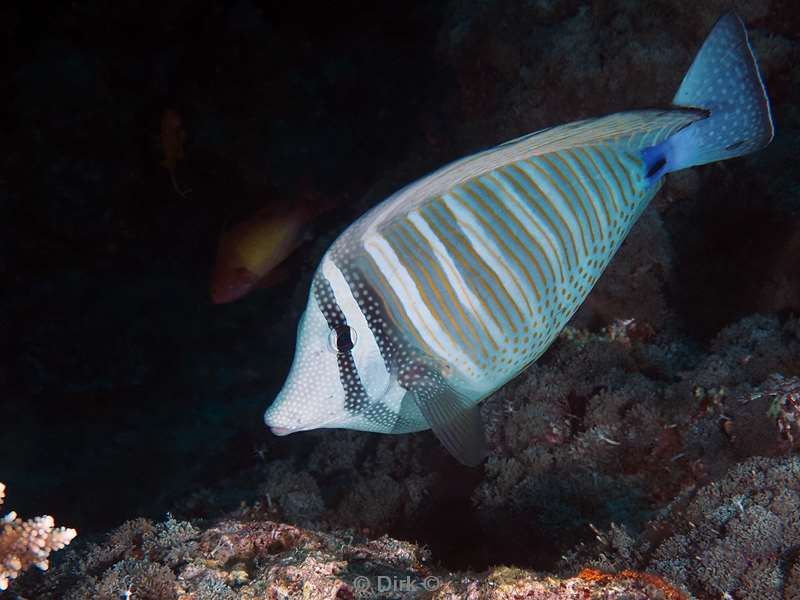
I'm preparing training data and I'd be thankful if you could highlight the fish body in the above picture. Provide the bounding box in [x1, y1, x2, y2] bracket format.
[265, 14, 773, 465]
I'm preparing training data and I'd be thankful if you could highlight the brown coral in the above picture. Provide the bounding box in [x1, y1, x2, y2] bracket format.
[0, 482, 76, 590]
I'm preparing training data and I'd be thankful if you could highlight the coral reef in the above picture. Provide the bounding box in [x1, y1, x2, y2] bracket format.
[644, 456, 800, 599]
[16, 450, 800, 599]
[253, 431, 439, 534]
[568, 456, 800, 600]
[0, 483, 76, 590]
[478, 314, 800, 567]
[15, 506, 694, 599]
[11, 314, 795, 597]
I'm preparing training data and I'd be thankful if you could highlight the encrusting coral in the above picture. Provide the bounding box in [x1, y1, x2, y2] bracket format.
[0, 482, 76, 590]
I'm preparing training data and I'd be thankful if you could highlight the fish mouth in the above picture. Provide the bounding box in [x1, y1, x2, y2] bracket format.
[269, 426, 296, 436]
[266, 412, 348, 436]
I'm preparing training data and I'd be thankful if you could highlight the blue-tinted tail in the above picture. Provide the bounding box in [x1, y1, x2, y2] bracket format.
[642, 13, 773, 180]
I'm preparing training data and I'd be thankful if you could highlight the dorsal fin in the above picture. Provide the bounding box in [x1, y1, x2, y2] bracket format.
[368, 109, 704, 230]
[495, 109, 704, 154]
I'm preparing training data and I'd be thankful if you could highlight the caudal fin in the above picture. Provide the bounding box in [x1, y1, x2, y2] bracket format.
[642, 13, 773, 179]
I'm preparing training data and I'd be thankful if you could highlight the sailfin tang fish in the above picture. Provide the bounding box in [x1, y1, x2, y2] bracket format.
[264, 13, 773, 465]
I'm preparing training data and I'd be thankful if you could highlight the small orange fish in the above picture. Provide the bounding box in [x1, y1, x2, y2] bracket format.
[211, 206, 315, 304]
[160, 109, 190, 198]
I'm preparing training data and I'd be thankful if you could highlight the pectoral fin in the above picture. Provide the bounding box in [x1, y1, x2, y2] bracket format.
[409, 376, 487, 467]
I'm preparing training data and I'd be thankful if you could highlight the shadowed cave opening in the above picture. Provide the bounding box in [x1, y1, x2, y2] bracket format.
[379, 392, 645, 573]
[384, 458, 650, 573]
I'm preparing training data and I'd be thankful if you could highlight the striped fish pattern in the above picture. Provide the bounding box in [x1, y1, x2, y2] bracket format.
[265, 13, 773, 465]
[355, 112, 693, 396]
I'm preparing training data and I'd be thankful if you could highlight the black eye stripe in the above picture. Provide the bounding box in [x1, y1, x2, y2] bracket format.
[312, 269, 400, 428]
[314, 276, 347, 329]
[313, 277, 353, 352]
[313, 274, 366, 412]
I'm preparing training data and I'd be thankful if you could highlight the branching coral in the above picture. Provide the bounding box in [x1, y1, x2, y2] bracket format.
[0, 482, 76, 590]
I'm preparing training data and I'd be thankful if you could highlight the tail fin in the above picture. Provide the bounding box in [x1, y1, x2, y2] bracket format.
[642, 13, 773, 179]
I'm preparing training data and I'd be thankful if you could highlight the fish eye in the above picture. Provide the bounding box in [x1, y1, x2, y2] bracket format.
[328, 325, 357, 353]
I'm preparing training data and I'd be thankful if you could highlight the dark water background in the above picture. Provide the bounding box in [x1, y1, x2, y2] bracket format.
[4, 0, 451, 534]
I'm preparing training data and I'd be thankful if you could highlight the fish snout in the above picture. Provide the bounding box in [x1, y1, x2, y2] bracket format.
[264, 406, 302, 436]
[269, 425, 296, 436]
